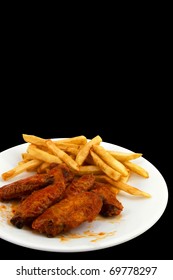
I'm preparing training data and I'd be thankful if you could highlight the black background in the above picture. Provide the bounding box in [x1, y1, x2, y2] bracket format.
[0, 28, 172, 260]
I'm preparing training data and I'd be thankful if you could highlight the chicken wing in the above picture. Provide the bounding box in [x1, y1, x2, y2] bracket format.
[32, 191, 103, 237]
[91, 181, 123, 217]
[0, 172, 54, 201]
[63, 174, 95, 198]
[0, 162, 74, 202]
[10, 165, 67, 228]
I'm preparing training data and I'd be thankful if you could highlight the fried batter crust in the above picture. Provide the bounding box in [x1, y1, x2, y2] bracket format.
[91, 181, 123, 216]
[0, 173, 54, 201]
[64, 174, 95, 197]
[10, 165, 67, 228]
[32, 191, 103, 237]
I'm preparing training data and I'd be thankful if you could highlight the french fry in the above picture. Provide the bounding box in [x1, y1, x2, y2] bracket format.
[46, 140, 79, 172]
[23, 134, 48, 147]
[103, 176, 151, 198]
[120, 168, 130, 183]
[74, 165, 103, 176]
[54, 135, 87, 145]
[123, 161, 149, 178]
[75, 135, 102, 166]
[36, 162, 51, 173]
[108, 151, 142, 161]
[1, 159, 41, 181]
[54, 143, 81, 155]
[90, 150, 121, 181]
[23, 134, 86, 148]
[18, 159, 40, 173]
[1, 133, 151, 200]
[92, 144, 128, 176]
[27, 144, 62, 164]
[109, 186, 120, 195]
[21, 153, 35, 161]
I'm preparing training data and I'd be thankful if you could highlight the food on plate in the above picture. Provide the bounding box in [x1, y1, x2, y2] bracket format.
[90, 150, 121, 181]
[75, 135, 102, 166]
[108, 151, 143, 161]
[95, 175, 151, 198]
[0, 172, 54, 201]
[0, 133, 151, 237]
[27, 144, 62, 164]
[91, 181, 123, 217]
[46, 139, 79, 172]
[1, 133, 151, 197]
[1, 159, 41, 181]
[123, 160, 149, 178]
[23, 134, 87, 146]
[32, 191, 103, 237]
[92, 144, 128, 176]
[10, 164, 67, 228]
[64, 174, 96, 198]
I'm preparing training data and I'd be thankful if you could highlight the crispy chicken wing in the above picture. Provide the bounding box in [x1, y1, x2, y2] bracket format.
[55, 163, 74, 184]
[64, 174, 95, 198]
[32, 191, 103, 237]
[10, 165, 67, 228]
[91, 181, 123, 217]
[0, 163, 74, 202]
[0, 173, 54, 201]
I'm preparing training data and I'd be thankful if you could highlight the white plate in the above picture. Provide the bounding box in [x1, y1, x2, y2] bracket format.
[0, 140, 168, 252]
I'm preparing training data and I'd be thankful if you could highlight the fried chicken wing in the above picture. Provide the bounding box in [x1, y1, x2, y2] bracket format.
[10, 165, 67, 228]
[32, 191, 103, 237]
[0, 163, 74, 202]
[64, 174, 95, 198]
[0, 173, 54, 201]
[91, 181, 123, 217]
[51, 163, 75, 184]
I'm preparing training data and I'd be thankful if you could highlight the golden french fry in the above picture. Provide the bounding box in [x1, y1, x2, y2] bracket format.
[26, 164, 42, 172]
[109, 186, 120, 195]
[74, 165, 103, 175]
[18, 160, 28, 165]
[21, 153, 35, 161]
[27, 144, 62, 164]
[23, 134, 48, 147]
[1, 159, 41, 181]
[75, 135, 102, 166]
[90, 150, 121, 181]
[108, 151, 142, 161]
[94, 174, 109, 183]
[103, 176, 151, 198]
[54, 143, 81, 155]
[92, 144, 128, 176]
[36, 162, 51, 173]
[123, 161, 149, 178]
[46, 140, 79, 172]
[54, 135, 87, 145]
[120, 169, 130, 183]
[18, 159, 40, 173]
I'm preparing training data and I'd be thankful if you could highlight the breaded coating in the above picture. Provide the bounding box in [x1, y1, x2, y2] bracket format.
[91, 181, 123, 217]
[64, 174, 95, 197]
[0, 173, 54, 201]
[32, 191, 103, 237]
[10, 165, 66, 228]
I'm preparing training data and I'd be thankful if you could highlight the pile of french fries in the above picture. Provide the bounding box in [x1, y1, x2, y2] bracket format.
[1, 134, 151, 198]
